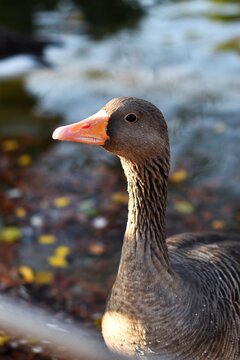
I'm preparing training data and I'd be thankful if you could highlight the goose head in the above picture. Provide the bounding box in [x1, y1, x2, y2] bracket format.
[52, 97, 169, 163]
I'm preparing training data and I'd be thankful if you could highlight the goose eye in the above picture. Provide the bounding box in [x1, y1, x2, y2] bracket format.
[124, 113, 138, 123]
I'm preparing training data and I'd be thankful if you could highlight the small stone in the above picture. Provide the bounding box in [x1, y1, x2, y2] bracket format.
[92, 216, 108, 229]
[30, 215, 43, 228]
[9, 340, 19, 348]
[32, 346, 43, 353]
[6, 188, 22, 199]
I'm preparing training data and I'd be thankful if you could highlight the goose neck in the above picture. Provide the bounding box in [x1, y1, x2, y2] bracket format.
[120, 156, 171, 274]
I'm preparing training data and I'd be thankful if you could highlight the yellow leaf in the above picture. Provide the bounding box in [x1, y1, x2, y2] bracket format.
[19, 266, 34, 283]
[48, 246, 70, 267]
[0, 226, 21, 243]
[17, 154, 32, 167]
[54, 246, 70, 257]
[38, 234, 56, 245]
[15, 207, 27, 218]
[170, 169, 188, 184]
[211, 220, 225, 230]
[0, 334, 9, 346]
[2, 139, 19, 152]
[111, 192, 128, 204]
[53, 197, 71, 208]
[93, 315, 103, 330]
[48, 256, 68, 268]
[174, 201, 194, 214]
[34, 271, 54, 284]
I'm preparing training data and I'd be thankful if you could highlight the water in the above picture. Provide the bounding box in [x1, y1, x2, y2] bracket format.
[22, 0, 240, 192]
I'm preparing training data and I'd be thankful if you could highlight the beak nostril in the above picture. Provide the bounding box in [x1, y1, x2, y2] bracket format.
[81, 123, 91, 129]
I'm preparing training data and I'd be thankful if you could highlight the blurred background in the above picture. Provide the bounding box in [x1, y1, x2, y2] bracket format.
[0, 0, 240, 358]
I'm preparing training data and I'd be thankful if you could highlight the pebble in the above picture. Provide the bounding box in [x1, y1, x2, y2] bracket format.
[92, 216, 108, 229]
[6, 188, 22, 199]
[32, 346, 43, 353]
[30, 215, 43, 228]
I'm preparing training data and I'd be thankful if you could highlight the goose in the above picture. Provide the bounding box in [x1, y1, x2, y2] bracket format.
[52, 97, 240, 360]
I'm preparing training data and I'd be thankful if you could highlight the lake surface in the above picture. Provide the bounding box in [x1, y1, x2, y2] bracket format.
[1, 0, 239, 192]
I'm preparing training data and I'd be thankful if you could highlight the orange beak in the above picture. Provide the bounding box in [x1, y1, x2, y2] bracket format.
[52, 109, 110, 145]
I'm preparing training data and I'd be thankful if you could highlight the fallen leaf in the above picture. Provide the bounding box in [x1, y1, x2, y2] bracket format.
[111, 192, 128, 204]
[53, 196, 71, 208]
[0, 333, 9, 346]
[170, 169, 188, 183]
[48, 256, 68, 268]
[174, 201, 194, 214]
[0, 226, 21, 243]
[93, 315, 103, 330]
[88, 242, 106, 255]
[54, 246, 71, 257]
[19, 265, 34, 283]
[38, 234, 56, 245]
[15, 207, 27, 218]
[17, 154, 32, 167]
[2, 139, 19, 152]
[211, 220, 225, 230]
[48, 246, 71, 268]
[34, 271, 54, 284]
[79, 199, 97, 216]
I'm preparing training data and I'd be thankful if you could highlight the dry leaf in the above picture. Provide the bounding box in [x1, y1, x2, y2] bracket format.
[211, 220, 225, 230]
[48, 256, 68, 268]
[15, 207, 27, 218]
[17, 154, 32, 167]
[0, 333, 9, 346]
[53, 197, 71, 208]
[88, 242, 106, 255]
[19, 265, 34, 283]
[170, 169, 188, 183]
[111, 192, 128, 204]
[0, 226, 21, 243]
[35, 271, 54, 284]
[54, 246, 70, 257]
[2, 139, 19, 152]
[38, 234, 56, 245]
[174, 201, 194, 214]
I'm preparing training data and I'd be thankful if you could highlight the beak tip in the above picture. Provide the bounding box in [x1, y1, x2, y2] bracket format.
[52, 127, 62, 140]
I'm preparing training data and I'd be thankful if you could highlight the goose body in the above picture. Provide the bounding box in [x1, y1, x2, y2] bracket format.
[53, 97, 240, 360]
